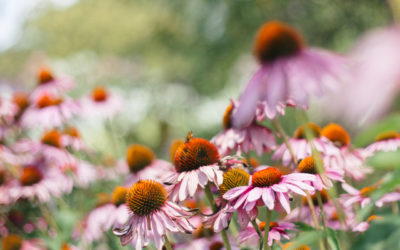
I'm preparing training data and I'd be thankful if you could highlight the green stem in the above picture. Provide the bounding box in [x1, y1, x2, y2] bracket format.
[163, 235, 173, 250]
[204, 185, 231, 250]
[305, 191, 325, 250]
[251, 220, 264, 250]
[316, 190, 329, 249]
[272, 119, 298, 166]
[263, 208, 272, 250]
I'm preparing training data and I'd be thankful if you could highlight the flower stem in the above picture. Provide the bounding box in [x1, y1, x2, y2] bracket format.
[316, 190, 329, 249]
[204, 185, 232, 250]
[305, 191, 325, 250]
[263, 208, 271, 250]
[251, 220, 263, 249]
[272, 119, 298, 166]
[163, 235, 173, 250]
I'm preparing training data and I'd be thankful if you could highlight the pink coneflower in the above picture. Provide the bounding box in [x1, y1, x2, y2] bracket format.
[297, 156, 344, 191]
[364, 131, 400, 157]
[21, 92, 79, 129]
[30, 67, 75, 100]
[352, 215, 384, 233]
[232, 21, 346, 128]
[342, 183, 400, 208]
[2, 164, 73, 204]
[2, 234, 43, 250]
[321, 123, 372, 181]
[84, 186, 130, 243]
[164, 133, 225, 202]
[212, 102, 276, 156]
[238, 221, 295, 247]
[61, 126, 89, 152]
[82, 86, 123, 119]
[113, 180, 195, 249]
[204, 168, 253, 231]
[223, 167, 315, 214]
[124, 144, 174, 185]
[272, 123, 339, 167]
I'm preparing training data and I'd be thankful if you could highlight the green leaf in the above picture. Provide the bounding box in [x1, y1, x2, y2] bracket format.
[366, 151, 400, 170]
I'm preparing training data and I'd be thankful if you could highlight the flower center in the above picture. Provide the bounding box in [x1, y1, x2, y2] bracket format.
[222, 104, 233, 130]
[111, 186, 128, 207]
[367, 214, 383, 222]
[20, 166, 43, 186]
[302, 189, 329, 206]
[360, 186, 376, 197]
[2, 234, 22, 250]
[92, 86, 108, 102]
[38, 67, 54, 85]
[297, 156, 317, 174]
[251, 167, 282, 187]
[12, 92, 29, 110]
[64, 127, 80, 138]
[209, 241, 224, 250]
[41, 130, 62, 148]
[174, 133, 219, 173]
[36, 94, 63, 109]
[259, 221, 279, 231]
[126, 180, 167, 216]
[96, 192, 111, 207]
[375, 131, 400, 141]
[283, 242, 311, 250]
[169, 139, 185, 162]
[126, 144, 155, 173]
[293, 123, 322, 139]
[253, 21, 303, 63]
[330, 211, 339, 221]
[0, 169, 5, 185]
[219, 168, 250, 196]
[321, 123, 350, 147]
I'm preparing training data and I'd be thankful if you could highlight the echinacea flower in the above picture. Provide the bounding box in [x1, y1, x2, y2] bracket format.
[2, 234, 43, 250]
[272, 123, 339, 167]
[204, 168, 253, 231]
[113, 180, 195, 249]
[20, 92, 79, 129]
[238, 221, 295, 247]
[84, 186, 130, 243]
[223, 167, 315, 214]
[364, 131, 400, 157]
[124, 144, 174, 185]
[342, 183, 400, 208]
[82, 86, 123, 119]
[297, 156, 344, 190]
[1, 164, 73, 204]
[321, 123, 372, 181]
[212, 101, 276, 156]
[62, 126, 90, 152]
[30, 67, 75, 101]
[164, 133, 224, 202]
[352, 215, 384, 233]
[282, 242, 311, 250]
[233, 21, 347, 128]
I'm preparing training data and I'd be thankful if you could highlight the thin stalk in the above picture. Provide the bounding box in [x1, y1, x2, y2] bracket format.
[263, 208, 272, 250]
[272, 119, 298, 166]
[392, 202, 399, 215]
[251, 220, 263, 249]
[305, 191, 325, 250]
[163, 235, 173, 250]
[204, 185, 232, 250]
[316, 190, 329, 249]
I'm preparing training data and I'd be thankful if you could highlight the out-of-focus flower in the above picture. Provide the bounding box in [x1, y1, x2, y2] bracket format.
[364, 131, 400, 157]
[30, 67, 75, 101]
[84, 186, 130, 243]
[82, 86, 123, 119]
[169, 138, 184, 162]
[175, 234, 239, 250]
[20, 92, 79, 129]
[223, 167, 315, 214]
[272, 123, 339, 167]
[282, 242, 311, 250]
[321, 123, 372, 181]
[113, 180, 195, 249]
[164, 133, 224, 202]
[342, 182, 400, 208]
[233, 21, 347, 128]
[238, 221, 295, 247]
[311, 26, 400, 129]
[62, 126, 90, 152]
[352, 215, 384, 233]
[297, 156, 344, 191]
[2, 234, 43, 250]
[212, 101, 276, 156]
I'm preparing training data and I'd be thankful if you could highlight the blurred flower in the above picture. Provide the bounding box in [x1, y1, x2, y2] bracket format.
[272, 123, 339, 167]
[2, 234, 43, 250]
[233, 21, 347, 128]
[82, 86, 123, 119]
[113, 180, 195, 249]
[238, 221, 295, 247]
[223, 167, 315, 214]
[212, 101, 276, 156]
[84, 186, 130, 243]
[321, 123, 372, 181]
[364, 131, 400, 157]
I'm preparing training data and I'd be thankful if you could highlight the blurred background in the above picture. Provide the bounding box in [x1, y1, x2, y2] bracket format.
[0, 0, 395, 157]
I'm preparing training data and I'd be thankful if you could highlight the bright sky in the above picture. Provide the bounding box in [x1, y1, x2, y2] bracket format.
[0, 0, 78, 51]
